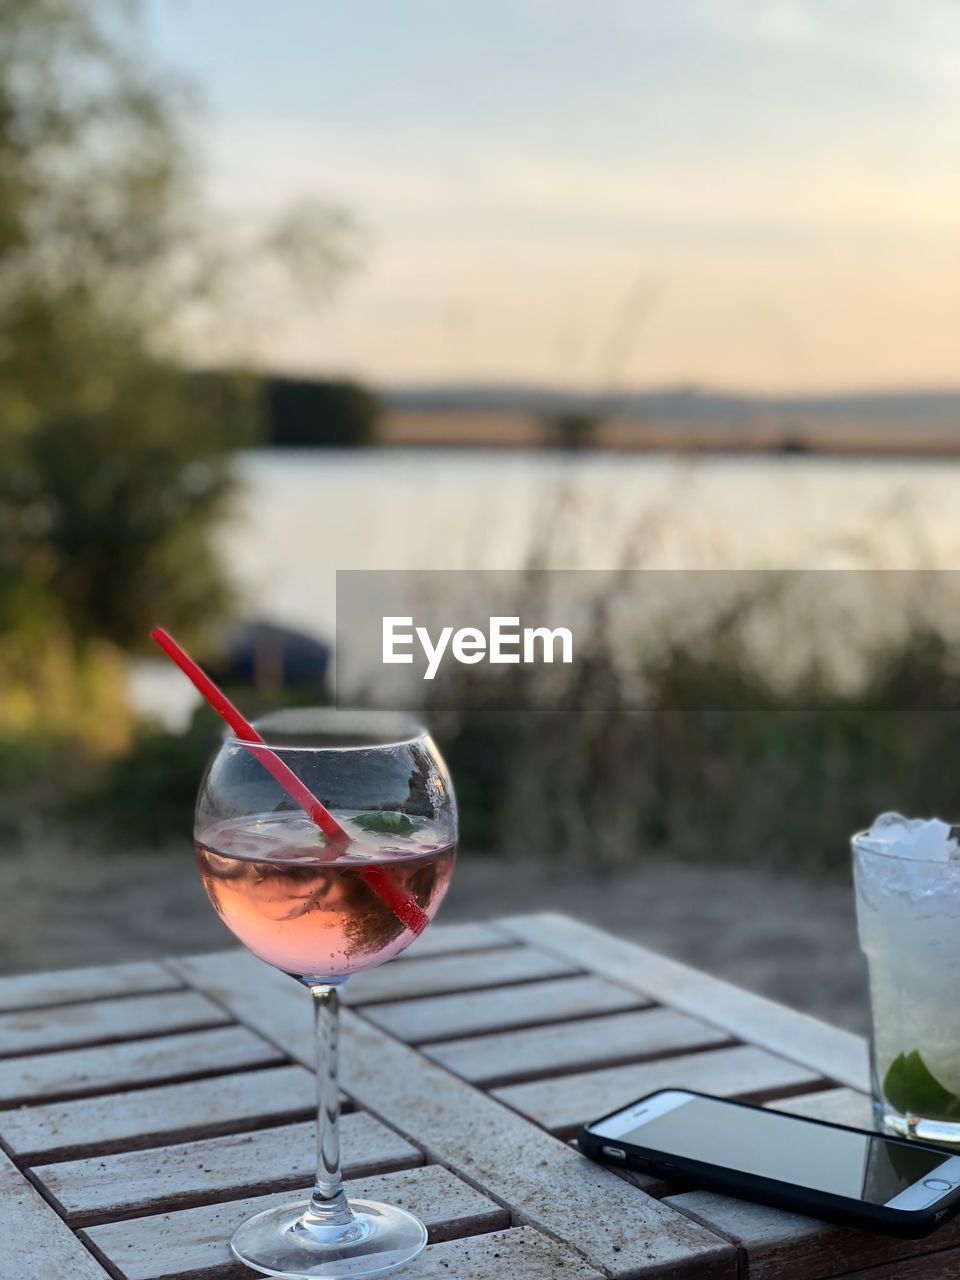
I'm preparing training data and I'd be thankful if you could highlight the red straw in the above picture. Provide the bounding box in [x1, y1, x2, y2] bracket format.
[151, 627, 427, 934]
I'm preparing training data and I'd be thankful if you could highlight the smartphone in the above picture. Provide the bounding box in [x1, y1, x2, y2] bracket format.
[579, 1089, 960, 1238]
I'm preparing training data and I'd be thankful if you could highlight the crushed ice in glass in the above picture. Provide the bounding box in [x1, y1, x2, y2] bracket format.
[867, 811, 960, 862]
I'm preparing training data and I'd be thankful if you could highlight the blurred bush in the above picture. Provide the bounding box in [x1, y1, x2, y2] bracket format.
[80, 680, 333, 844]
[9, 592, 959, 870]
[0, 1, 356, 757]
[0, 0, 252, 731]
[76, 708, 223, 845]
[0, 730, 79, 844]
[429, 600, 960, 876]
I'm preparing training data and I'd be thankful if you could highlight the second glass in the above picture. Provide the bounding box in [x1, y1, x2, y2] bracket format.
[194, 708, 457, 1278]
[854, 825, 960, 1146]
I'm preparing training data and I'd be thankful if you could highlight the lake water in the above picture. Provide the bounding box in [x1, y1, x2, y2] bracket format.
[132, 448, 960, 725]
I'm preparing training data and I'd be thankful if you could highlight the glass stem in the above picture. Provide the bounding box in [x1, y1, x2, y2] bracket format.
[306, 984, 353, 1228]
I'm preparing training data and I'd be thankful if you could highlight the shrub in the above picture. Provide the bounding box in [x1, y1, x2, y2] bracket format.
[77, 709, 222, 844]
[428, 596, 960, 876]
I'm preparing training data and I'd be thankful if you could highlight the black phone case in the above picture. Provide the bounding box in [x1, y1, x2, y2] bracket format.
[577, 1089, 960, 1239]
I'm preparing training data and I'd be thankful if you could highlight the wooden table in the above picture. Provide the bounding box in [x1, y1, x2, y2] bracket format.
[1, 912, 956, 1280]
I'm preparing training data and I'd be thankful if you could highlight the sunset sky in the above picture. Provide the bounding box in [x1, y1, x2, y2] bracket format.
[146, 1, 960, 392]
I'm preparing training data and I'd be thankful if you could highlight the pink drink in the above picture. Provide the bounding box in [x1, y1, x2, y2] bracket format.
[195, 812, 455, 982]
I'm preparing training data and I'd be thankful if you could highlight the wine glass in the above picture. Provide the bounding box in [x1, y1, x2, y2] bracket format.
[194, 708, 457, 1278]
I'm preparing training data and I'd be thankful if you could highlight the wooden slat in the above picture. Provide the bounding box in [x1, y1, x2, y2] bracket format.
[82, 1164, 509, 1280]
[35, 1112, 421, 1226]
[173, 949, 737, 1279]
[384, 1227, 606, 1280]
[665, 1188, 960, 1280]
[396, 921, 515, 960]
[0, 1147, 112, 1280]
[344, 945, 579, 1005]
[493, 1044, 824, 1134]
[87, 1222, 621, 1280]
[0, 1025, 284, 1105]
[0, 961, 179, 1014]
[0, 990, 228, 1057]
[499, 913, 870, 1090]
[425, 1006, 732, 1085]
[769, 1086, 874, 1129]
[363, 973, 648, 1043]
[0, 1063, 315, 1160]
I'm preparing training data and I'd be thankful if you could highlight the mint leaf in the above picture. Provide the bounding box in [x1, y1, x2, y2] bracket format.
[352, 810, 420, 836]
[883, 1050, 960, 1119]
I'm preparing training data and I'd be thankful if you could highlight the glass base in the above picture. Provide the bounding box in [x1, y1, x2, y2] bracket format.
[876, 1100, 960, 1146]
[231, 1198, 428, 1279]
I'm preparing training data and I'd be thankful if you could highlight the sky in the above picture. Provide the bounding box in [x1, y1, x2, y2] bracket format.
[145, 1, 960, 393]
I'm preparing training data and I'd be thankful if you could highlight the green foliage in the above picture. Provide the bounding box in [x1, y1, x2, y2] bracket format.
[0, 1, 197, 419]
[77, 707, 222, 844]
[264, 377, 380, 448]
[0, 3, 354, 669]
[0, 730, 72, 843]
[27, 607, 960, 866]
[81, 679, 333, 843]
[429, 610, 960, 874]
[0, 732, 64, 791]
[0, 0, 247, 655]
[4, 357, 261, 649]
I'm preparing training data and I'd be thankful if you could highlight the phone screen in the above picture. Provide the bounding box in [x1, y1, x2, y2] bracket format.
[604, 1094, 951, 1204]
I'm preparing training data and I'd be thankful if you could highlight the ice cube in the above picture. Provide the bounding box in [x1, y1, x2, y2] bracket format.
[867, 811, 959, 862]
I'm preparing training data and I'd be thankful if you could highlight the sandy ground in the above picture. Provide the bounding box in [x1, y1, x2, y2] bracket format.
[0, 840, 868, 1034]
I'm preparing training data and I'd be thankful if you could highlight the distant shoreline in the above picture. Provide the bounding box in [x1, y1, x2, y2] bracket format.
[376, 409, 960, 457]
[241, 373, 960, 455]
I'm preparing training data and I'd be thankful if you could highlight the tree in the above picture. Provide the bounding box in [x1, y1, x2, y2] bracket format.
[0, 0, 354, 680]
[0, 1, 241, 657]
[264, 377, 380, 448]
